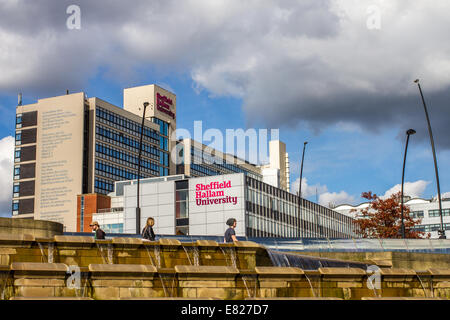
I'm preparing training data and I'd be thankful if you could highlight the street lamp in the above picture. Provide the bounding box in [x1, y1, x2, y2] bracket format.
[298, 141, 308, 237]
[136, 102, 150, 235]
[414, 79, 446, 239]
[400, 129, 416, 238]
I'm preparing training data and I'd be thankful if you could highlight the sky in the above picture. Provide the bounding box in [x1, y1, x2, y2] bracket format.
[1, 0, 450, 216]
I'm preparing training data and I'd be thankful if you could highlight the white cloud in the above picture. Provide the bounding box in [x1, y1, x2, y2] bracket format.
[0, 136, 14, 217]
[381, 180, 430, 199]
[319, 191, 356, 208]
[291, 177, 328, 199]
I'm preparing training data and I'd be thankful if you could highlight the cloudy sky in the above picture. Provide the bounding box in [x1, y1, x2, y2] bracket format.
[1, 0, 450, 216]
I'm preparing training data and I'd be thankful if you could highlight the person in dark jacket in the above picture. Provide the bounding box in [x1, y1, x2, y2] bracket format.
[224, 218, 238, 243]
[90, 221, 106, 240]
[142, 217, 156, 241]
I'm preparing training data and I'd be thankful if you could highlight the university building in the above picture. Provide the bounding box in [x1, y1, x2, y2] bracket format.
[93, 173, 357, 238]
[13, 84, 176, 231]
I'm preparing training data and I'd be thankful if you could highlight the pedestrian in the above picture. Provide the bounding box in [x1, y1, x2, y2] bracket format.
[90, 221, 106, 240]
[224, 218, 238, 243]
[142, 217, 156, 241]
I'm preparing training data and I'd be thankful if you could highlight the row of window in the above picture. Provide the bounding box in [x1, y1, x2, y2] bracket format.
[412, 223, 450, 232]
[428, 209, 450, 217]
[95, 143, 161, 170]
[96, 107, 160, 141]
[190, 147, 261, 179]
[94, 177, 115, 194]
[96, 126, 158, 153]
[152, 118, 169, 137]
[95, 161, 152, 180]
[191, 164, 220, 176]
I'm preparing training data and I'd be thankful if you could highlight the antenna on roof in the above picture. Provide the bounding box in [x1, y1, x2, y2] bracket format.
[18, 93, 22, 106]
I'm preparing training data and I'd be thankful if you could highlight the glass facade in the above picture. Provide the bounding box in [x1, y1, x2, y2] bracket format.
[428, 209, 450, 217]
[189, 146, 262, 180]
[175, 180, 189, 235]
[94, 106, 170, 194]
[244, 176, 357, 238]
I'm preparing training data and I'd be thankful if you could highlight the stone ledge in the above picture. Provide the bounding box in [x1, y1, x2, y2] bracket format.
[319, 268, 366, 281]
[11, 262, 68, 273]
[120, 297, 221, 300]
[196, 240, 219, 247]
[10, 297, 94, 300]
[246, 297, 344, 300]
[428, 269, 450, 281]
[366, 259, 393, 268]
[379, 268, 416, 281]
[175, 265, 239, 275]
[89, 264, 157, 274]
[361, 297, 447, 300]
[159, 238, 181, 246]
[54, 235, 95, 244]
[233, 241, 262, 249]
[0, 233, 35, 242]
[112, 238, 143, 246]
[255, 267, 304, 277]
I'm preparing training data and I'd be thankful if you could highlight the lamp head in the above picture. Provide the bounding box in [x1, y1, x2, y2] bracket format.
[143, 102, 149, 108]
[406, 129, 416, 135]
[414, 79, 420, 83]
[304, 141, 308, 145]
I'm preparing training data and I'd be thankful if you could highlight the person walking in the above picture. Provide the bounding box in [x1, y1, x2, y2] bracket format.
[142, 217, 156, 241]
[90, 221, 106, 240]
[224, 218, 238, 243]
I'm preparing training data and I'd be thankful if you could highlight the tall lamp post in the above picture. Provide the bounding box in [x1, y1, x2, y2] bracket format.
[414, 79, 446, 239]
[136, 102, 150, 235]
[298, 142, 308, 237]
[400, 129, 416, 238]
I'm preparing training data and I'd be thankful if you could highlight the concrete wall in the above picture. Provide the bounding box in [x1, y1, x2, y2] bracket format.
[0, 218, 63, 238]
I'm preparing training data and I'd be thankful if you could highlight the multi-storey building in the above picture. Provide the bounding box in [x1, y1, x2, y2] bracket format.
[13, 84, 176, 231]
[93, 173, 357, 238]
[334, 197, 450, 239]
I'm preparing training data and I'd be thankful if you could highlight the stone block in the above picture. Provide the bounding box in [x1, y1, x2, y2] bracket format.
[11, 262, 68, 273]
[319, 268, 366, 282]
[196, 240, 218, 247]
[380, 268, 416, 282]
[54, 235, 94, 244]
[159, 238, 181, 246]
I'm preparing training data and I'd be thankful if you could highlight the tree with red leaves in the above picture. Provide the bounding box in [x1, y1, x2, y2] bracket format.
[352, 191, 429, 239]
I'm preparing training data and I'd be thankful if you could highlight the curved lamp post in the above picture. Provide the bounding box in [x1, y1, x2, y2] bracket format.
[401, 129, 416, 238]
[136, 102, 150, 235]
[298, 141, 308, 237]
[414, 79, 446, 239]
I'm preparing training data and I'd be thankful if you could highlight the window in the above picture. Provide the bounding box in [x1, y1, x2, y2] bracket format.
[16, 115, 22, 125]
[15, 132, 21, 145]
[14, 166, 20, 179]
[12, 201, 19, 212]
[14, 149, 21, 161]
[13, 184, 20, 194]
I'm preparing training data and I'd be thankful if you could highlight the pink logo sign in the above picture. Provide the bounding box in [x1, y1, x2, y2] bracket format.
[195, 181, 237, 206]
[156, 93, 175, 119]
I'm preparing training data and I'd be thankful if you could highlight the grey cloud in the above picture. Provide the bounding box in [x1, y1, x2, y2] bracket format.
[1, 0, 450, 151]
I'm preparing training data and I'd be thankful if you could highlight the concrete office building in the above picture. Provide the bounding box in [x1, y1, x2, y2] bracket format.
[13, 84, 176, 231]
[334, 197, 450, 239]
[176, 138, 290, 191]
[93, 173, 357, 238]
